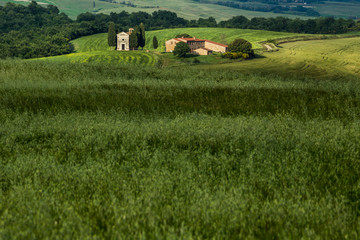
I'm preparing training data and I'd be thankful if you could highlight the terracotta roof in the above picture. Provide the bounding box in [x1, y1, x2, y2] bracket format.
[169, 38, 228, 47]
[182, 38, 206, 42]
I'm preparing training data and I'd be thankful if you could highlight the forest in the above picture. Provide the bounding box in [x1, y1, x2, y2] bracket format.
[0, 1, 358, 59]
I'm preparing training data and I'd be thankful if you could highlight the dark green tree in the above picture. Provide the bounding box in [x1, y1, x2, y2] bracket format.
[134, 25, 141, 48]
[152, 36, 158, 49]
[139, 22, 146, 49]
[175, 33, 192, 38]
[173, 42, 190, 57]
[228, 38, 253, 55]
[107, 22, 117, 47]
[129, 31, 138, 50]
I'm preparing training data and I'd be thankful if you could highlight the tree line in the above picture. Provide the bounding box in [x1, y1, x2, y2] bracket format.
[0, 1, 358, 59]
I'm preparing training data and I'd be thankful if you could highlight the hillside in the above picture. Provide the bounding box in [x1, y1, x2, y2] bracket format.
[196, 36, 360, 80]
[35, 28, 360, 81]
[2, 0, 360, 20]
[143, 28, 311, 50]
[0, 0, 314, 20]
[1, 52, 360, 238]
[34, 29, 307, 64]
[35, 33, 158, 66]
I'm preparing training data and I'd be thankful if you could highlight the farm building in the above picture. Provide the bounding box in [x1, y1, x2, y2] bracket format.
[165, 37, 227, 55]
[116, 28, 134, 51]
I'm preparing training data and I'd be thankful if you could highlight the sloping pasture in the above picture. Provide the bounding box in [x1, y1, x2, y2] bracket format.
[35, 33, 158, 66]
[196, 37, 360, 80]
[144, 27, 310, 50]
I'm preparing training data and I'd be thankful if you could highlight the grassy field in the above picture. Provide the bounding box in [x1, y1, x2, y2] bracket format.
[196, 37, 360, 80]
[35, 34, 159, 66]
[315, 1, 360, 18]
[1, 56, 360, 238]
[2, 28, 360, 238]
[3, 0, 360, 20]
[0, 0, 312, 20]
[34, 28, 308, 64]
[144, 27, 312, 50]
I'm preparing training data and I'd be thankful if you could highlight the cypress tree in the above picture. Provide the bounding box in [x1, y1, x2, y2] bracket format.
[153, 36, 158, 49]
[129, 31, 138, 50]
[134, 25, 141, 49]
[139, 23, 146, 49]
[107, 22, 117, 47]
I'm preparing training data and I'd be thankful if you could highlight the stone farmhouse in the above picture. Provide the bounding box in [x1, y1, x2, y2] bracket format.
[165, 37, 228, 55]
[116, 28, 134, 51]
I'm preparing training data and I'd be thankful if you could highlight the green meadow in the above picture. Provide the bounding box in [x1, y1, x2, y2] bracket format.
[0, 0, 312, 20]
[36, 28, 308, 65]
[36, 34, 159, 66]
[1, 29, 360, 238]
[144, 27, 312, 50]
[197, 36, 360, 80]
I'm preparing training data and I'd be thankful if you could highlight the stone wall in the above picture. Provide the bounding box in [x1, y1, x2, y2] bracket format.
[165, 39, 180, 52]
[205, 41, 227, 53]
[187, 40, 205, 52]
[194, 48, 211, 55]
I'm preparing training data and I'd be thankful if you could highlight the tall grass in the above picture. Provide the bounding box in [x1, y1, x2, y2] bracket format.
[1, 60, 360, 239]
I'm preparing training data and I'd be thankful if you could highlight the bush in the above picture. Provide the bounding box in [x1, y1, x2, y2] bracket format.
[228, 38, 254, 56]
[222, 52, 243, 59]
[175, 33, 192, 38]
[193, 58, 200, 64]
[173, 42, 190, 57]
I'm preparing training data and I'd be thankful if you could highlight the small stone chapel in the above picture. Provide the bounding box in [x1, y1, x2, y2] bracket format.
[116, 28, 134, 51]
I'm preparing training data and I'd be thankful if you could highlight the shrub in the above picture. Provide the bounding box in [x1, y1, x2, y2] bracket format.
[173, 42, 190, 57]
[242, 53, 250, 59]
[193, 58, 200, 64]
[228, 38, 254, 56]
[175, 33, 192, 38]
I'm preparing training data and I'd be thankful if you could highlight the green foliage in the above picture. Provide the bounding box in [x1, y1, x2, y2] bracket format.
[222, 52, 243, 59]
[107, 22, 117, 47]
[129, 31, 138, 50]
[173, 42, 191, 57]
[153, 36, 159, 49]
[175, 33, 192, 38]
[139, 22, 146, 49]
[1, 59, 360, 238]
[228, 38, 254, 55]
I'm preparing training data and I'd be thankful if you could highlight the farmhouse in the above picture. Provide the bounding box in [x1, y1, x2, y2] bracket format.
[165, 37, 228, 55]
[116, 28, 134, 51]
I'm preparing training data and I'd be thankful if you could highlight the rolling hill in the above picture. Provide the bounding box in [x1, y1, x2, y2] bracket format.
[35, 28, 308, 64]
[2, 0, 360, 20]
[0, 0, 314, 20]
[35, 28, 360, 80]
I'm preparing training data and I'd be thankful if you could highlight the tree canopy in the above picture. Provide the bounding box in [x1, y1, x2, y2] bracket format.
[153, 36, 158, 49]
[228, 39, 254, 55]
[173, 42, 190, 57]
[175, 33, 192, 38]
[107, 22, 117, 47]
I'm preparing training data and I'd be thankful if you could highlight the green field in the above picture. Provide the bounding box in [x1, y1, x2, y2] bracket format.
[36, 34, 159, 66]
[3, 0, 360, 20]
[144, 27, 313, 50]
[197, 36, 360, 80]
[1, 53, 360, 238]
[35, 28, 308, 64]
[0, 0, 313, 20]
[2, 28, 360, 238]
[315, 1, 360, 18]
